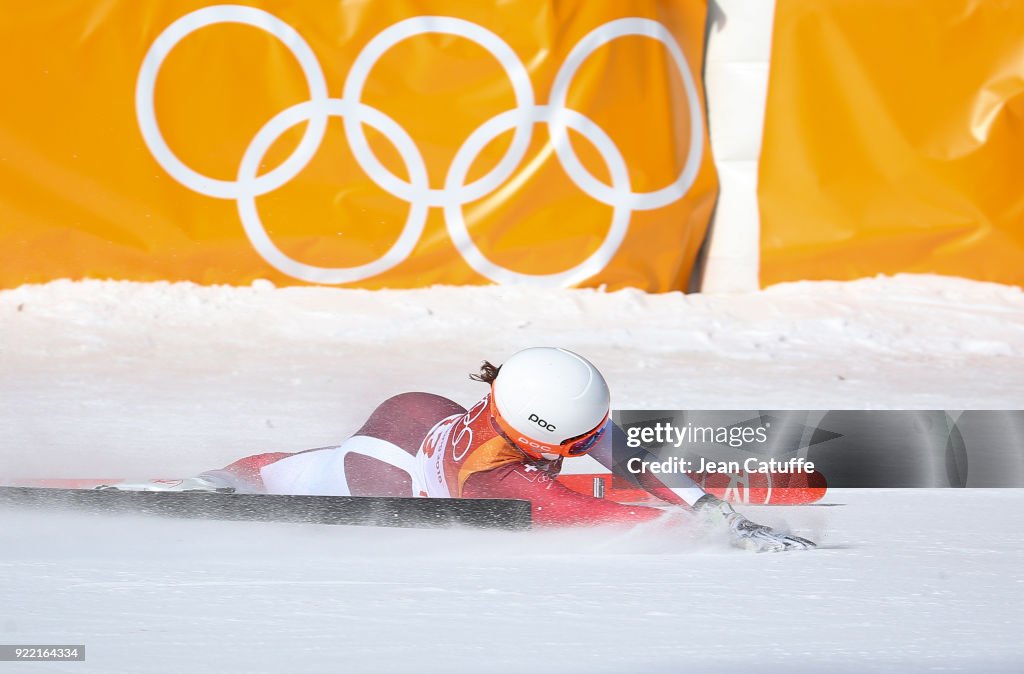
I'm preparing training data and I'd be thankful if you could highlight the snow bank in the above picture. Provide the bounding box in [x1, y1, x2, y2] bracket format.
[1, 274, 1023, 477]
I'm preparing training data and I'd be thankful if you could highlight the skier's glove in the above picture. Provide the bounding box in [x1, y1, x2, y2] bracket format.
[694, 494, 815, 553]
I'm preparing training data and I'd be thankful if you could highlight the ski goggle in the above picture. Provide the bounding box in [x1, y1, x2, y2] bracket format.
[489, 395, 608, 458]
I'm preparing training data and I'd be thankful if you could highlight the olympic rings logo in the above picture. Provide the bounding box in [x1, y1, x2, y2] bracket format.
[136, 5, 703, 286]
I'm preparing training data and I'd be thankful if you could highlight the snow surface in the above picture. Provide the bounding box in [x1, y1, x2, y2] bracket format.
[1, 274, 1023, 672]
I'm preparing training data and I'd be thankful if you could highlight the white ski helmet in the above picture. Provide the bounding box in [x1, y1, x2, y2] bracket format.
[489, 347, 610, 459]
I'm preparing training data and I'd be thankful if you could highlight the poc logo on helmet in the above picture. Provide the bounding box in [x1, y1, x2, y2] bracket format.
[528, 414, 556, 431]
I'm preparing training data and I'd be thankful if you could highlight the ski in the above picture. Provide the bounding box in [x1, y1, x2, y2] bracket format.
[0, 487, 532, 530]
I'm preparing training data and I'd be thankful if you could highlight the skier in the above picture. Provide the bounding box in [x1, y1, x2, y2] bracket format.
[130, 347, 815, 552]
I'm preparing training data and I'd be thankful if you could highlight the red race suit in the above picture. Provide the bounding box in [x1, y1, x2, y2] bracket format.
[207, 392, 707, 526]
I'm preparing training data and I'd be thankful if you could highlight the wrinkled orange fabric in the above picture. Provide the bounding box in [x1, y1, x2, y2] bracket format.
[760, 0, 1024, 287]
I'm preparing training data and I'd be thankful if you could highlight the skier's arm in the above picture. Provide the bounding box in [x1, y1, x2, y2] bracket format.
[462, 463, 672, 527]
[587, 422, 707, 508]
[464, 461, 814, 548]
[588, 423, 816, 551]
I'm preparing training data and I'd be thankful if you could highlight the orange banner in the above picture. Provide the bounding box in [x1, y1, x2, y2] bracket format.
[0, 1, 716, 291]
[759, 0, 1024, 288]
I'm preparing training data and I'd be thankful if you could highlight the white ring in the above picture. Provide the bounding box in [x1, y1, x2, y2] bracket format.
[137, 8, 706, 286]
[236, 99, 429, 283]
[136, 5, 330, 199]
[549, 18, 703, 211]
[444, 106, 631, 287]
[341, 16, 535, 207]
